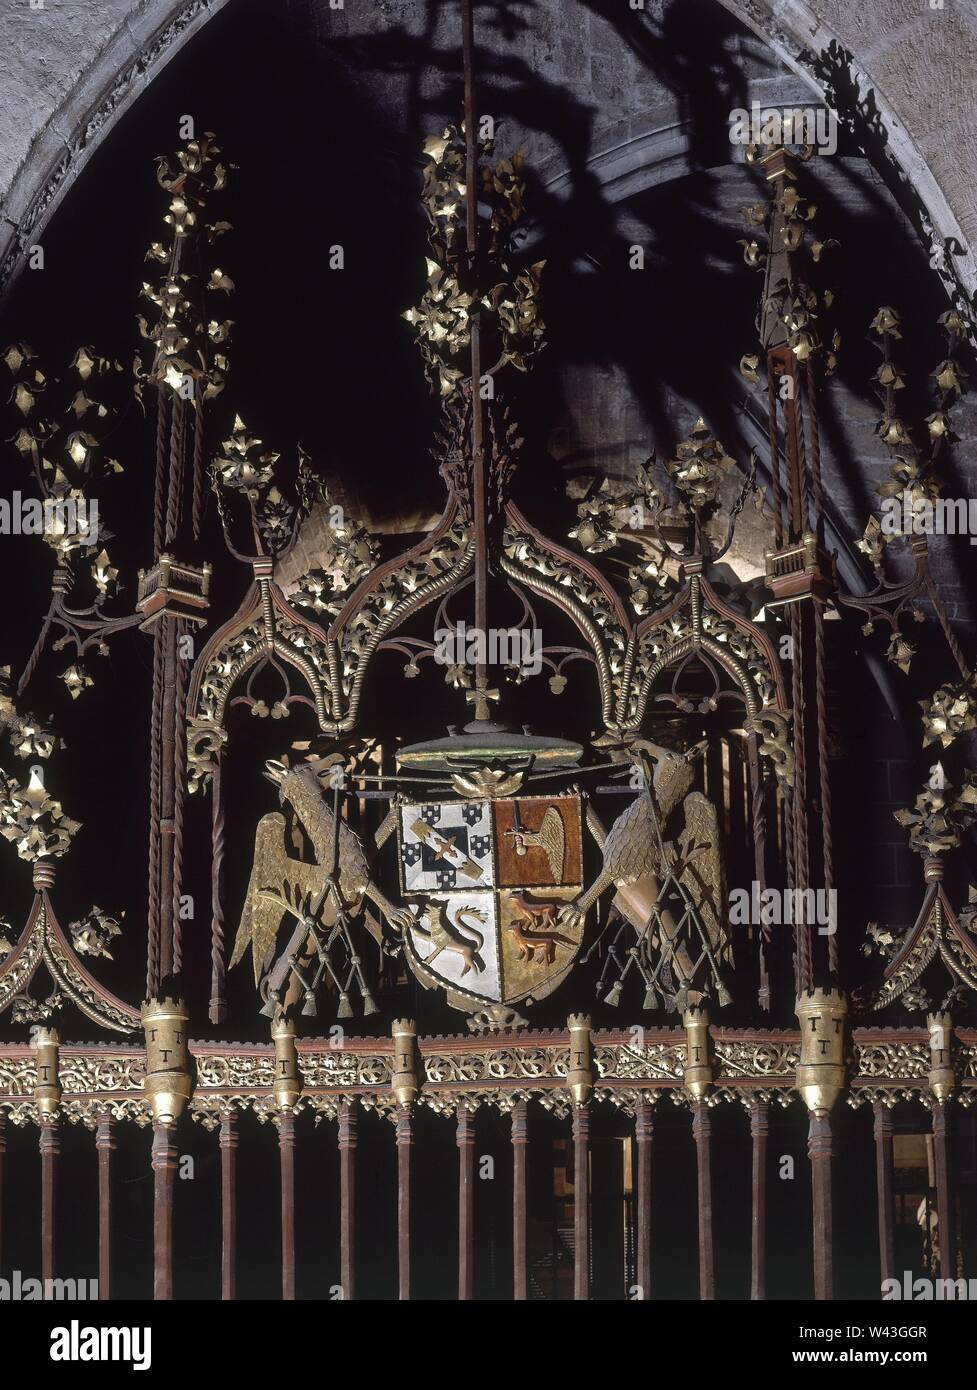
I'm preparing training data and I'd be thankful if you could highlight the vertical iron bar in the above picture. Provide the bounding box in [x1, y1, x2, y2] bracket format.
[872, 1100, 895, 1287]
[931, 1100, 956, 1281]
[40, 1116, 58, 1289]
[635, 1099, 653, 1301]
[462, 0, 488, 683]
[808, 1111, 834, 1300]
[511, 1099, 528, 1300]
[750, 1098, 768, 1300]
[572, 1104, 590, 1301]
[220, 1113, 237, 1301]
[396, 1109, 413, 1300]
[209, 757, 227, 1024]
[159, 616, 178, 983]
[0, 1114, 5, 1271]
[151, 1120, 177, 1300]
[692, 1100, 715, 1299]
[279, 1110, 296, 1300]
[96, 1112, 114, 1301]
[457, 1102, 475, 1299]
[747, 733, 771, 1010]
[338, 1100, 357, 1301]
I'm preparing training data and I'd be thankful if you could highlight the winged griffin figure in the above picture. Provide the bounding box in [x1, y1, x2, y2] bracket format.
[564, 739, 731, 1010]
[229, 759, 412, 1016]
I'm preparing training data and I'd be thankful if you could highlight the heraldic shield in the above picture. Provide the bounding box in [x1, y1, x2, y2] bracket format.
[397, 795, 584, 1010]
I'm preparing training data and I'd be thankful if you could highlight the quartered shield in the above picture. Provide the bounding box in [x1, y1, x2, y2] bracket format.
[397, 795, 584, 1010]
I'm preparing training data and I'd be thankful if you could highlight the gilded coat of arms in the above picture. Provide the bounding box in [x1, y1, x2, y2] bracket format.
[397, 795, 584, 1013]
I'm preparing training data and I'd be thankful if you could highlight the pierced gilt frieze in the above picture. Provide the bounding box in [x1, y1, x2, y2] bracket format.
[59, 1048, 150, 1128]
[0, 1045, 150, 1125]
[418, 1041, 573, 1115]
[193, 1049, 277, 1092]
[0, 1052, 35, 1099]
[0, 1024, 974, 1122]
[593, 1041, 687, 1083]
[423, 1044, 570, 1087]
[58, 1049, 147, 1096]
[853, 1038, 930, 1082]
[713, 1037, 800, 1082]
[298, 1050, 391, 1090]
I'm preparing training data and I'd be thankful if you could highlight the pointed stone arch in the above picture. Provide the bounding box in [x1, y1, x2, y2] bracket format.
[0, 0, 974, 318]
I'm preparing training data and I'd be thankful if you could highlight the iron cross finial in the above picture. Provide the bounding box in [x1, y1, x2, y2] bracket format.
[466, 679, 500, 721]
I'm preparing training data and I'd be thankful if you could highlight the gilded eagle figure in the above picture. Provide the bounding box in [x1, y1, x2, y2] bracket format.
[564, 739, 730, 1007]
[229, 759, 413, 1011]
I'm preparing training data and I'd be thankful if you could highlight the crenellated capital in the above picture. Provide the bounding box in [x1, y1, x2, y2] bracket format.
[795, 988, 847, 1115]
[141, 996, 192, 1124]
[32, 1026, 60, 1117]
[927, 1012, 955, 1103]
[391, 1018, 419, 1110]
[567, 1014, 593, 1106]
[270, 1014, 301, 1112]
[683, 1004, 713, 1100]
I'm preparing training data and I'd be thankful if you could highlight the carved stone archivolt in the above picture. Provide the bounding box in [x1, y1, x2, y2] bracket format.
[0, 0, 227, 304]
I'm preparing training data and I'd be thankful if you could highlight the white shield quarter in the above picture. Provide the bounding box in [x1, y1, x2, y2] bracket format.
[407, 891, 501, 1001]
[399, 801, 495, 892]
